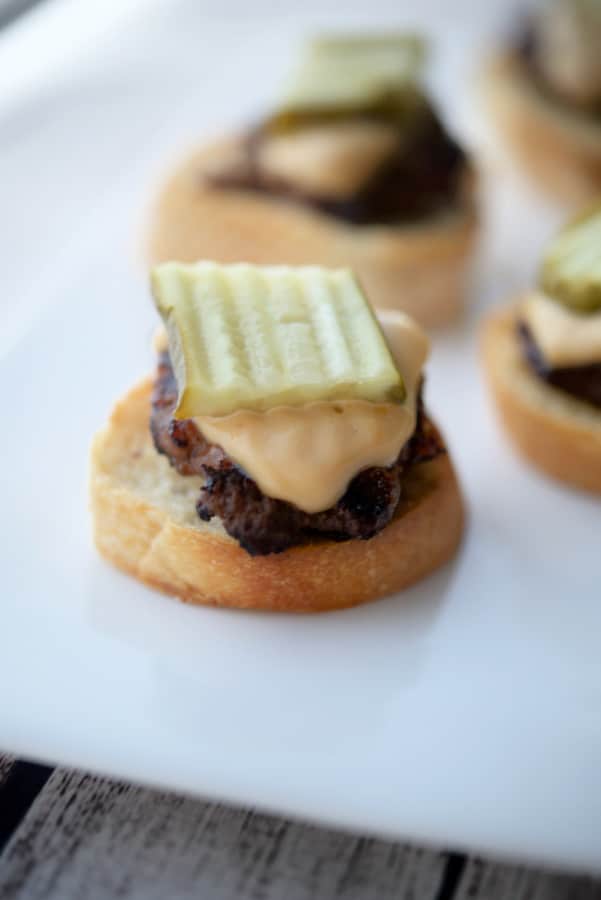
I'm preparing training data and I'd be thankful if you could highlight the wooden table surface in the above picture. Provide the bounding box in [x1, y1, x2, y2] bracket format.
[0, 754, 599, 900]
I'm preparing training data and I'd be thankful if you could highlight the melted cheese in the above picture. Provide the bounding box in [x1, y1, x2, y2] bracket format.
[258, 121, 399, 199]
[193, 311, 428, 513]
[521, 292, 601, 367]
[196, 402, 409, 513]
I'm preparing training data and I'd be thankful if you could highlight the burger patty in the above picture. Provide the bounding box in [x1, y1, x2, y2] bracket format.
[151, 352, 445, 555]
[209, 110, 467, 226]
[518, 322, 601, 410]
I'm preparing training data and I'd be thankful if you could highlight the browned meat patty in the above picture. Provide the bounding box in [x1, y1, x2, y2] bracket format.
[151, 352, 233, 475]
[518, 322, 601, 410]
[209, 107, 467, 226]
[151, 352, 445, 555]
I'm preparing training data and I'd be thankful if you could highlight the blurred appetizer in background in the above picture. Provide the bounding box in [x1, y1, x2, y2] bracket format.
[482, 0, 601, 205]
[148, 36, 477, 327]
[91, 262, 464, 612]
[482, 204, 601, 493]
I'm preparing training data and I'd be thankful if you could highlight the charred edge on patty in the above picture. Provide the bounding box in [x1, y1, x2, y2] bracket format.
[208, 107, 467, 226]
[151, 351, 445, 555]
[518, 322, 601, 410]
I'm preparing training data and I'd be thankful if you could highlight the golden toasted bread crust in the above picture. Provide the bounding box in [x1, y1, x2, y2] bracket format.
[90, 379, 465, 612]
[146, 136, 478, 328]
[482, 52, 601, 205]
[482, 305, 601, 494]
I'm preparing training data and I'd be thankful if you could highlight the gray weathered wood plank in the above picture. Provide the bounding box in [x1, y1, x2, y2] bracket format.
[0, 758, 600, 900]
[0, 755, 14, 786]
[455, 857, 601, 900]
[0, 768, 445, 900]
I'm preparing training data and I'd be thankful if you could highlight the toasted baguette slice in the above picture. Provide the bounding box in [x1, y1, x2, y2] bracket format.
[90, 379, 465, 612]
[146, 136, 477, 329]
[482, 306, 601, 494]
[481, 52, 601, 206]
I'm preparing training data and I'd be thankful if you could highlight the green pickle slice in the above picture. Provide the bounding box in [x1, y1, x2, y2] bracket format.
[151, 262, 405, 418]
[540, 203, 601, 313]
[267, 34, 427, 133]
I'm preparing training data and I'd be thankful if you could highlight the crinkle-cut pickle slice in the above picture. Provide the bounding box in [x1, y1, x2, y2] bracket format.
[151, 262, 405, 419]
[540, 203, 601, 314]
[268, 34, 427, 133]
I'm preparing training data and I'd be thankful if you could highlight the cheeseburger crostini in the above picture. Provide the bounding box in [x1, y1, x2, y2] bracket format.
[91, 262, 465, 612]
[482, 204, 601, 493]
[482, 0, 601, 205]
[148, 35, 477, 327]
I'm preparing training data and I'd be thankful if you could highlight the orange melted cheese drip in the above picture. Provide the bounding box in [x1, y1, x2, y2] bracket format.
[193, 311, 429, 513]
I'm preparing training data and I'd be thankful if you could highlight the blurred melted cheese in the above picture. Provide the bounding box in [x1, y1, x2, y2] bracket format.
[257, 121, 399, 198]
[522, 291, 601, 367]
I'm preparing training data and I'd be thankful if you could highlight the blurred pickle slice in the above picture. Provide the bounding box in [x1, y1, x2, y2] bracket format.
[151, 262, 405, 418]
[540, 202, 601, 313]
[267, 34, 427, 134]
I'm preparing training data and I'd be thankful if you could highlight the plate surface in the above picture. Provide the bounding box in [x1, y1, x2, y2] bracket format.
[1, 0, 600, 873]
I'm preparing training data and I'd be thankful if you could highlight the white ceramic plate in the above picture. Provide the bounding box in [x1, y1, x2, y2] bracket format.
[1, 0, 600, 874]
